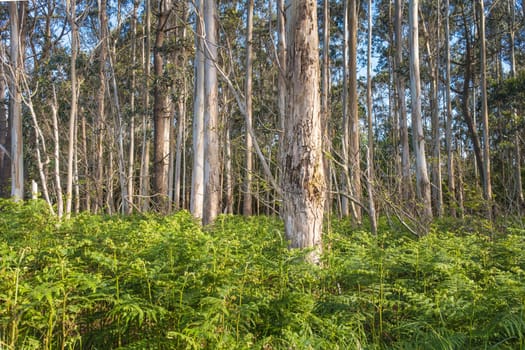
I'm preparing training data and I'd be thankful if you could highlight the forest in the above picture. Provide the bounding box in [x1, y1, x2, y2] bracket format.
[1, 0, 525, 348]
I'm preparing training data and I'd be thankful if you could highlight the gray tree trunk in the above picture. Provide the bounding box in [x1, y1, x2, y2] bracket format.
[243, 0, 254, 216]
[202, 0, 221, 225]
[191, 0, 205, 220]
[9, 2, 25, 201]
[282, 0, 325, 262]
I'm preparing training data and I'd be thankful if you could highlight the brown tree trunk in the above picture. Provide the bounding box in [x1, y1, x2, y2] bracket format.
[348, 0, 362, 223]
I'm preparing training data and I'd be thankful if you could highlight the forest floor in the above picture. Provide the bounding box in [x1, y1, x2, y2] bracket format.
[1, 199, 524, 349]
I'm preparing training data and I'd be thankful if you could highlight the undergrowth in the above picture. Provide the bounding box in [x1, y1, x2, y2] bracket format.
[1, 199, 524, 349]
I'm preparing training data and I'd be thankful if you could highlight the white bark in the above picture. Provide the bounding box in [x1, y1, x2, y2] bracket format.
[367, 0, 377, 235]
[409, 0, 432, 223]
[190, 0, 205, 219]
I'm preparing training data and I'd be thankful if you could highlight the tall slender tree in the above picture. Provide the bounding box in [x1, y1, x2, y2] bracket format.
[9, 1, 25, 201]
[202, 0, 221, 225]
[243, 0, 254, 216]
[153, 0, 173, 212]
[66, 0, 79, 216]
[478, 0, 492, 217]
[409, 0, 432, 224]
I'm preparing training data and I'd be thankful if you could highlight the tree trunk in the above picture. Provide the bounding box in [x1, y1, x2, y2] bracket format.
[282, 0, 325, 263]
[478, 0, 492, 217]
[366, 0, 377, 235]
[341, 0, 350, 218]
[444, 0, 457, 217]
[348, 0, 362, 223]
[96, 0, 108, 213]
[243, 0, 254, 216]
[9, 1, 25, 201]
[202, 0, 221, 225]
[191, 0, 205, 220]
[66, 0, 78, 216]
[153, 0, 172, 212]
[421, 6, 443, 217]
[0, 63, 10, 198]
[394, 0, 412, 203]
[322, 0, 331, 215]
[409, 0, 432, 224]
[139, 0, 151, 212]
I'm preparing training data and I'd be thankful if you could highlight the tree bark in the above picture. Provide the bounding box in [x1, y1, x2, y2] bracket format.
[478, 0, 492, 217]
[153, 0, 172, 212]
[445, 0, 457, 217]
[394, 0, 412, 203]
[202, 0, 221, 225]
[243, 0, 254, 216]
[66, 0, 78, 216]
[409, 0, 432, 224]
[96, 0, 108, 213]
[9, 1, 25, 201]
[191, 0, 205, 219]
[367, 0, 377, 235]
[282, 0, 325, 262]
[139, 0, 152, 212]
[0, 62, 9, 198]
[348, 0, 362, 223]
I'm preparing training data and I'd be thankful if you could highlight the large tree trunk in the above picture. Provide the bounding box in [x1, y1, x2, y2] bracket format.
[153, 0, 172, 212]
[202, 0, 221, 225]
[190, 0, 205, 219]
[409, 0, 432, 224]
[243, 0, 254, 216]
[9, 2, 25, 201]
[282, 0, 325, 262]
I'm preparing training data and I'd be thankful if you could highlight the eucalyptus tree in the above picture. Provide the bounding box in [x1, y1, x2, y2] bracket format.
[65, 0, 79, 217]
[191, 0, 205, 220]
[8, 1, 25, 201]
[282, 0, 325, 261]
[478, 0, 492, 217]
[348, 0, 362, 223]
[153, 0, 173, 212]
[394, 0, 411, 202]
[243, 0, 254, 216]
[202, 0, 221, 225]
[408, 0, 432, 223]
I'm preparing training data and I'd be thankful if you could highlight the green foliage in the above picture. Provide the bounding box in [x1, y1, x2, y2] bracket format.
[1, 200, 525, 349]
